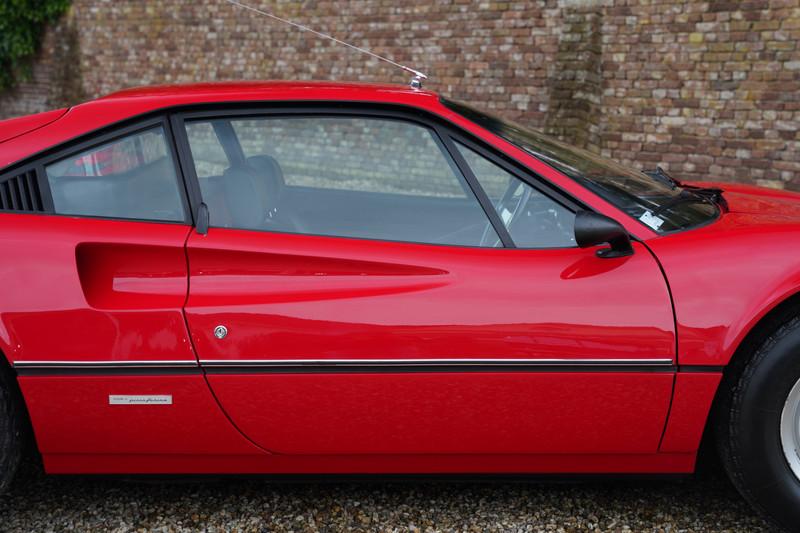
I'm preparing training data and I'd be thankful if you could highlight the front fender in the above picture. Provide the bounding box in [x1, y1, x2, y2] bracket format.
[647, 212, 800, 367]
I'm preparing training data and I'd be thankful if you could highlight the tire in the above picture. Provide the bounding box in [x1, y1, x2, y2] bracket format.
[0, 364, 23, 493]
[715, 315, 800, 532]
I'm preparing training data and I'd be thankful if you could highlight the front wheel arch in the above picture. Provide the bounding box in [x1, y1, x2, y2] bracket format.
[709, 298, 800, 532]
[702, 292, 800, 455]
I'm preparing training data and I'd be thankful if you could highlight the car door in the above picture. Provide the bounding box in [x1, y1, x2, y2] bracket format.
[1, 120, 259, 462]
[176, 107, 677, 456]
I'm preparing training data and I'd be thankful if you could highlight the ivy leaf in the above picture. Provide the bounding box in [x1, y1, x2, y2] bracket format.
[0, 0, 72, 91]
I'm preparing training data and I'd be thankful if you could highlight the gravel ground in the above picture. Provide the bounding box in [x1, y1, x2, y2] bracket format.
[0, 461, 773, 533]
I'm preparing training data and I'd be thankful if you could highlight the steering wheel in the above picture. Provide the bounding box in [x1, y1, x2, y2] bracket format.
[479, 180, 533, 247]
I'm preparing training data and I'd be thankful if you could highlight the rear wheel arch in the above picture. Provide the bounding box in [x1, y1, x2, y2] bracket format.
[0, 346, 30, 492]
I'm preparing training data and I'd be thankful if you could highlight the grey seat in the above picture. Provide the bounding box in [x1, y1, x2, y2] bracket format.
[221, 155, 300, 232]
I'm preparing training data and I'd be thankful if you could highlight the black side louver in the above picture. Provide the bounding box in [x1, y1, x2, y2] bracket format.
[0, 170, 44, 212]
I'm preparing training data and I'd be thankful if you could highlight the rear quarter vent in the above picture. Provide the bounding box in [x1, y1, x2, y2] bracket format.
[0, 170, 45, 213]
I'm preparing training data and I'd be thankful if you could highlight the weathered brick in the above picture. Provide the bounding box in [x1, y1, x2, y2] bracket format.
[0, 0, 797, 190]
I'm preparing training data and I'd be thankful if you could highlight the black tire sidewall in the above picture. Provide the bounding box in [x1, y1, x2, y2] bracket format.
[0, 365, 22, 492]
[730, 324, 800, 531]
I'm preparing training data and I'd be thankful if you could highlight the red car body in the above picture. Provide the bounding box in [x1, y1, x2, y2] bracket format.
[0, 82, 799, 477]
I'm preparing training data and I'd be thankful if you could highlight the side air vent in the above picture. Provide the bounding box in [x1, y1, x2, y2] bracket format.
[0, 169, 44, 212]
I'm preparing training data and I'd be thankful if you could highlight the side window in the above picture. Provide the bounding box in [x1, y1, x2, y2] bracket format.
[45, 126, 185, 222]
[454, 142, 576, 248]
[184, 115, 501, 247]
[185, 122, 229, 178]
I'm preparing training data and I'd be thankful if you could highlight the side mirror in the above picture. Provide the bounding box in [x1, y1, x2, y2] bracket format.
[574, 211, 634, 259]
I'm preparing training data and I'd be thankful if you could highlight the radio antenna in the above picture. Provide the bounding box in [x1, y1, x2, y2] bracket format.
[222, 0, 428, 89]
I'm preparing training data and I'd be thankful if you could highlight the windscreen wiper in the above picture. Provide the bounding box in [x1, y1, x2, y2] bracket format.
[644, 166, 680, 189]
[576, 176, 661, 212]
[652, 188, 722, 216]
[645, 166, 728, 211]
[682, 184, 727, 209]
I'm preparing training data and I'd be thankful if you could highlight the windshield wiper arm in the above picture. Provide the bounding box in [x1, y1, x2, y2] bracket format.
[576, 177, 661, 212]
[644, 166, 680, 189]
[652, 188, 720, 216]
[682, 184, 727, 208]
[645, 167, 727, 210]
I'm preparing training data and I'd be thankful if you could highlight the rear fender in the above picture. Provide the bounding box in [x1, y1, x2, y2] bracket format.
[0, 109, 68, 145]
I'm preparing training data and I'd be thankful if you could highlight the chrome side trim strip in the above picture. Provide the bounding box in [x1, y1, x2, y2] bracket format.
[14, 358, 675, 369]
[13, 360, 199, 369]
[200, 358, 675, 367]
[13, 358, 677, 376]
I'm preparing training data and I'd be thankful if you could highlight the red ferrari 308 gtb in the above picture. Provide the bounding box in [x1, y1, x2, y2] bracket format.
[1, 82, 799, 530]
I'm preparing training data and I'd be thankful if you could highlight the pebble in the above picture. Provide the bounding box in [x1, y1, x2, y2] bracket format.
[0, 462, 773, 532]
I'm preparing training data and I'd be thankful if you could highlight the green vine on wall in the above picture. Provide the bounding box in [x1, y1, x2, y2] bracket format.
[0, 0, 72, 91]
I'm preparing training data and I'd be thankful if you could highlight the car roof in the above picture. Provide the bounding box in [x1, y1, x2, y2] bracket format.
[0, 81, 441, 170]
[98, 81, 432, 101]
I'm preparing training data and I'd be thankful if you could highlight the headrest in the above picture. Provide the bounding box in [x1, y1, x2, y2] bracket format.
[221, 166, 265, 229]
[245, 155, 286, 211]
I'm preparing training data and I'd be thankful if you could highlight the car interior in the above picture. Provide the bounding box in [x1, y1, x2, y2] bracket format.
[193, 115, 577, 248]
[45, 126, 185, 222]
[47, 155, 185, 222]
[199, 153, 502, 246]
[44, 116, 577, 249]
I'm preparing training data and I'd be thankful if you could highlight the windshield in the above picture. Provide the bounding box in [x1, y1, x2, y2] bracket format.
[442, 98, 719, 233]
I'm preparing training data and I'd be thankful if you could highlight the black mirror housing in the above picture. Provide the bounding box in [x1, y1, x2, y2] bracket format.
[574, 210, 634, 258]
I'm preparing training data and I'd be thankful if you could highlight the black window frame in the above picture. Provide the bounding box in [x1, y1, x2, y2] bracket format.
[170, 103, 584, 249]
[443, 131, 581, 249]
[0, 101, 586, 246]
[0, 115, 193, 225]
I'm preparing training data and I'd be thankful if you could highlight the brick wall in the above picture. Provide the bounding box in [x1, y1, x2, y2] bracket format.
[1, 0, 798, 189]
